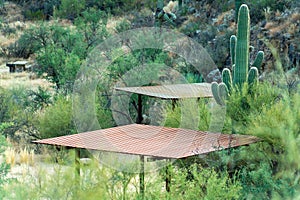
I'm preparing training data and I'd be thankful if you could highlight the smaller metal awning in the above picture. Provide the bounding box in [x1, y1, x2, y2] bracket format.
[33, 124, 259, 159]
[114, 83, 213, 99]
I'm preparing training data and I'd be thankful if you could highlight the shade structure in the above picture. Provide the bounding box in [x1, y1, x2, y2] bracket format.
[114, 83, 213, 99]
[33, 124, 259, 159]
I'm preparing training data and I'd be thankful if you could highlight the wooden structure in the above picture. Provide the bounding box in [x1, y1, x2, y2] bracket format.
[6, 61, 31, 73]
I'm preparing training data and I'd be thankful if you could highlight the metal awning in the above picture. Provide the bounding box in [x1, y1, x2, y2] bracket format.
[114, 83, 213, 99]
[33, 124, 258, 159]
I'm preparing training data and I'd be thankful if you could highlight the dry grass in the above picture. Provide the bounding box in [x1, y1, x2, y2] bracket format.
[106, 16, 128, 34]
[5, 147, 16, 167]
[291, 13, 300, 22]
[19, 148, 35, 166]
[0, 70, 54, 91]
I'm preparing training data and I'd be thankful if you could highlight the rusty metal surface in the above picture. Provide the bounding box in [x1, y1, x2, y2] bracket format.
[114, 83, 213, 99]
[33, 124, 259, 159]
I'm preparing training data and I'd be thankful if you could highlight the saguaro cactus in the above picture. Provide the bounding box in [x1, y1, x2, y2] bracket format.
[212, 4, 264, 106]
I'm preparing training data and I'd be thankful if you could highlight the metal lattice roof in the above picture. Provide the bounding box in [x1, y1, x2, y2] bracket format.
[114, 83, 213, 99]
[33, 124, 259, 159]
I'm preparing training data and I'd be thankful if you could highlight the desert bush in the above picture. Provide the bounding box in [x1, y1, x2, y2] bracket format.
[23, 0, 60, 20]
[0, 87, 39, 141]
[36, 46, 83, 92]
[27, 86, 52, 111]
[245, 92, 300, 198]
[150, 163, 242, 200]
[115, 19, 131, 33]
[53, 0, 86, 21]
[1, 23, 16, 36]
[35, 96, 76, 139]
[19, 147, 34, 166]
[225, 82, 282, 134]
[8, 23, 51, 58]
[4, 147, 16, 167]
[74, 7, 108, 50]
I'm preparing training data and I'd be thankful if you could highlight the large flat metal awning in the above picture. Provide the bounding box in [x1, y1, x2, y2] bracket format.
[114, 83, 213, 99]
[33, 124, 258, 159]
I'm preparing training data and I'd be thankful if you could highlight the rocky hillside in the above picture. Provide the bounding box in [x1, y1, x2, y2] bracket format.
[0, 1, 299, 78]
[176, 1, 300, 75]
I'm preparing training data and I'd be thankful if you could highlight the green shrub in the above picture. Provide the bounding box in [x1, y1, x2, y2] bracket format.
[53, 0, 86, 21]
[0, 134, 10, 199]
[161, 164, 242, 200]
[226, 82, 282, 134]
[35, 97, 76, 139]
[23, 10, 45, 20]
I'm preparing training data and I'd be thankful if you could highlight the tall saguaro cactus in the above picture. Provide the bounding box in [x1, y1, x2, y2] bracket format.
[212, 4, 264, 106]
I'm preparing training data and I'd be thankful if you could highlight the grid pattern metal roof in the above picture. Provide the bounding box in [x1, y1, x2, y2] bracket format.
[114, 83, 213, 99]
[33, 124, 259, 159]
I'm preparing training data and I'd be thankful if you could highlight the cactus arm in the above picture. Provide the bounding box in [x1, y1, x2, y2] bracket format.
[212, 82, 224, 105]
[234, 4, 250, 88]
[252, 51, 264, 69]
[157, 10, 164, 18]
[248, 67, 259, 85]
[163, 14, 176, 26]
[218, 83, 229, 105]
[222, 68, 232, 92]
[168, 12, 177, 20]
[230, 35, 237, 66]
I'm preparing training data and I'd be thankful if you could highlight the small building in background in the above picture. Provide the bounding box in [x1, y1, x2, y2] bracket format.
[6, 61, 33, 73]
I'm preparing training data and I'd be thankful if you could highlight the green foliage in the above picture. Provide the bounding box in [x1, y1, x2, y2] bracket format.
[208, 144, 283, 199]
[11, 20, 106, 91]
[239, 162, 281, 199]
[8, 23, 49, 58]
[54, 0, 86, 21]
[74, 7, 108, 50]
[115, 19, 131, 33]
[11, 20, 87, 58]
[247, 92, 300, 178]
[0, 134, 10, 199]
[23, 9, 45, 20]
[35, 97, 76, 139]
[164, 164, 242, 200]
[88, 0, 144, 15]
[0, 87, 41, 141]
[164, 98, 213, 131]
[0, 88, 11, 123]
[226, 83, 281, 133]
[97, 48, 170, 126]
[31, 24, 86, 91]
[27, 86, 52, 111]
[0, 23, 16, 36]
